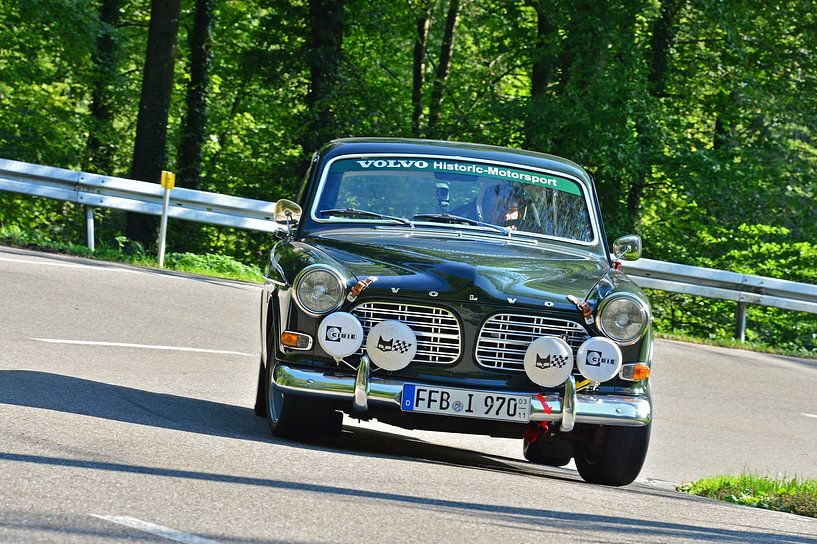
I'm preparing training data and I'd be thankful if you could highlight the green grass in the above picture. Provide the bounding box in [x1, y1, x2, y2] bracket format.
[656, 332, 817, 360]
[678, 475, 817, 518]
[0, 225, 265, 283]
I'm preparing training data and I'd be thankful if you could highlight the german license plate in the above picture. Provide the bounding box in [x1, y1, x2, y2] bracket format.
[401, 384, 530, 423]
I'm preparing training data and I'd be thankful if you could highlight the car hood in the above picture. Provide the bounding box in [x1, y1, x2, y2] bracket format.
[304, 230, 611, 308]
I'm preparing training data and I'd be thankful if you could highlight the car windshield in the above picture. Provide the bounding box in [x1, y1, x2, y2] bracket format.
[313, 156, 594, 242]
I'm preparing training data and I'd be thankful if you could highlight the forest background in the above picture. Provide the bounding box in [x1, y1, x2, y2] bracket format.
[0, 0, 815, 353]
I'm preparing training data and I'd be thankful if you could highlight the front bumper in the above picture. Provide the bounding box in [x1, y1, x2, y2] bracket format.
[273, 359, 651, 428]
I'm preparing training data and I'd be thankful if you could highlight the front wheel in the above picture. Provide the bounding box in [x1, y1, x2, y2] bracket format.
[574, 423, 651, 486]
[253, 359, 267, 416]
[265, 361, 341, 441]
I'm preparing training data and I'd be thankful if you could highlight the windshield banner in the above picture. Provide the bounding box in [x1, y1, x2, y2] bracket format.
[331, 157, 581, 196]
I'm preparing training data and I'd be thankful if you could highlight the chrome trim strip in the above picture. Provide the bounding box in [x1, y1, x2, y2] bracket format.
[273, 364, 652, 427]
[309, 153, 601, 247]
[562, 375, 576, 432]
[276, 288, 294, 355]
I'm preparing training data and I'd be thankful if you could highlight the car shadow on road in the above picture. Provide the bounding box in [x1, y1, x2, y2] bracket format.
[0, 369, 568, 480]
[0, 370, 269, 441]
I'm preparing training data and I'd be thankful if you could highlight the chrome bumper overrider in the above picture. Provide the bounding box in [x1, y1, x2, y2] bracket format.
[273, 361, 652, 428]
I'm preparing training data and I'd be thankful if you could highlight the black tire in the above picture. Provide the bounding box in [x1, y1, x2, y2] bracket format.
[574, 423, 651, 486]
[253, 359, 267, 417]
[265, 361, 341, 441]
[522, 436, 572, 467]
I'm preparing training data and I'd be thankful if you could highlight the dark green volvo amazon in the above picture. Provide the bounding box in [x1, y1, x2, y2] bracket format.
[254, 138, 653, 486]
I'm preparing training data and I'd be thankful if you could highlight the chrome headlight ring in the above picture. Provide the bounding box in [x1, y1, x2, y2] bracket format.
[597, 292, 651, 346]
[292, 264, 346, 317]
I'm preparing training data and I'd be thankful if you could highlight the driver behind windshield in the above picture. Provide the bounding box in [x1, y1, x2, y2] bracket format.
[451, 181, 527, 229]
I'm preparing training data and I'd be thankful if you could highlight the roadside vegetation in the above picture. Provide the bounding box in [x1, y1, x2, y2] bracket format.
[679, 475, 817, 519]
[655, 332, 817, 361]
[0, 225, 264, 284]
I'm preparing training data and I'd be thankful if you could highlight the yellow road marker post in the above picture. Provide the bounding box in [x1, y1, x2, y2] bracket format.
[158, 170, 175, 268]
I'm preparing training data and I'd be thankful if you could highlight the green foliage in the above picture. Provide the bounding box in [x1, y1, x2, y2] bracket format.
[0, 0, 815, 351]
[645, 221, 817, 353]
[679, 474, 817, 519]
[163, 252, 264, 282]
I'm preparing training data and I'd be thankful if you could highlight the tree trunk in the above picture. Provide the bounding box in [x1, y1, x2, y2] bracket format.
[301, 0, 345, 158]
[713, 89, 738, 151]
[177, 0, 215, 190]
[647, 0, 685, 97]
[125, 0, 183, 246]
[426, 0, 460, 138]
[557, 2, 610, 94]
[628, 0, 687, 222]
[84, 0, 121, 175]
[525, 0, 556, 149]
[411, 5, 432, 138]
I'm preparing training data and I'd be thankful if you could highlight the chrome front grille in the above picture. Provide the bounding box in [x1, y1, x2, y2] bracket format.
[352, 301, 461, 364]
[476, 313, 590, 371]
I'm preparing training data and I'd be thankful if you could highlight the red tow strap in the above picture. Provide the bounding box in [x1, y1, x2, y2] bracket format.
[524, 394, 552, 444]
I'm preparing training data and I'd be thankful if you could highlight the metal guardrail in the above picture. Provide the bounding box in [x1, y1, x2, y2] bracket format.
[2, 157, 816, 342]
[621, 259, 817, 314]
[621, 259, 817, 341]
[0, 158, 283, 234]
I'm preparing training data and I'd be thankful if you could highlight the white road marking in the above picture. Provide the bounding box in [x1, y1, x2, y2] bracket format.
[92, 515, 221, 544]
[0, 256, 139, 272]
[802, 413, 817, 419]
[32, 338, 255, 357]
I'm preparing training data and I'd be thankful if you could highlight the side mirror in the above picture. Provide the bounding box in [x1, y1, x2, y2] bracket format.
[274, 199, 302, 233]
[612, 234, 642, 261]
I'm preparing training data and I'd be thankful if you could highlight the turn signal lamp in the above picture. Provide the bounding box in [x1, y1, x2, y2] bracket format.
[619, 363, 650, 381]
[281, 331, 312, 350]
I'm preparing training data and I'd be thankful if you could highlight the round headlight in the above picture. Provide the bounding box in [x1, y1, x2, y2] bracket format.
[598, 294, 649, 345]
[294, 266, 345, 316]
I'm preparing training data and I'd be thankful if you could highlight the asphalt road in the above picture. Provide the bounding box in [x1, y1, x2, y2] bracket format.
[1, 246, 816, 543]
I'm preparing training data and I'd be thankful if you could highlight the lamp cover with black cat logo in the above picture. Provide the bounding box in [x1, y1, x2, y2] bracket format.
[365, 320, 417, 371]
[523, 336, 574, 387]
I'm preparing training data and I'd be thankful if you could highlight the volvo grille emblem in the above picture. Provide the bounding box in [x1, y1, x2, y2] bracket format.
[391, 287, 400, 293]
[543, 301, 554, 307]
[429, 291, 439, 297]
[469, 294, 478, 301]
[507, 297, 517, 304]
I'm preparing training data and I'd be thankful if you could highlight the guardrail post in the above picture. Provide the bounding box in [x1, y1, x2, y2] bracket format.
[84, 206, 95, 251]
[158, 170, 175, 268]
[735, 301, 747, 343]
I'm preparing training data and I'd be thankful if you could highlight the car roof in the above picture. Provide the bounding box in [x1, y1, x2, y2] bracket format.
[320, 138, 593, 185]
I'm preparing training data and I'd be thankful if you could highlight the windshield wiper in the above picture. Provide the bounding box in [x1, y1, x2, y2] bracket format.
[413, 213, 510, 236]
[319, 208, 413, 226]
